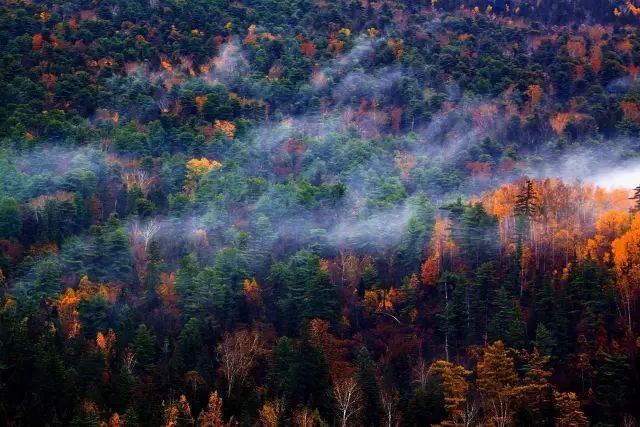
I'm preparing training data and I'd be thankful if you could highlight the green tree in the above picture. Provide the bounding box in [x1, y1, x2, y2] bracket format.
[132, 324, 156, 373]
[0, 196, 22, 240]
[355, 347, 382, 427]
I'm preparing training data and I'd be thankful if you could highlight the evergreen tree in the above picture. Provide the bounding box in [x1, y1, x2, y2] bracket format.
[460, 203, 499, 268]
[595, 352, 631, 419]
[534, 323, 556, 357]
[0, 196, 22, 240]
[395, 193, 435, 277]
[407, 375, 446, 426]
[34, 256, 62, 297]
[122, 408, 140, 427]
[629, 184, 640, 213]
[143, 241, 163, 309]
[490, 287, 526, 349]
[268, 336, 297, 400]
[355, 347, 383, 427]
[132, 324, 156, 373]
[288, 336, 333, 418]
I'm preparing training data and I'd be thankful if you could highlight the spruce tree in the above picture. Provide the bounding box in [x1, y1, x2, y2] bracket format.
[355, 347, 383, 427]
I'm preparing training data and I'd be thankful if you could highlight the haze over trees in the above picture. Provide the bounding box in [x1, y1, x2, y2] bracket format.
[1, 0, 640, 426]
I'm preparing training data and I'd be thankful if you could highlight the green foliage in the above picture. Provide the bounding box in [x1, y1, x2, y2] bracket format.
[0, 196, 21, 240]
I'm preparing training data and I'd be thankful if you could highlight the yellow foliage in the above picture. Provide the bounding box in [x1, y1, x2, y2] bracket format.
[186, 157, 222, 178]
[214, 119, 236, 138]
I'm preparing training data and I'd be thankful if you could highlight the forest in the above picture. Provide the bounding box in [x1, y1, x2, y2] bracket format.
[2, 0, 640, 426]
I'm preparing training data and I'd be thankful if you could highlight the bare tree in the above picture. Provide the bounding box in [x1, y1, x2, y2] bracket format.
[123, 169, 154, 195]
[380, 386, 401, 427]
[488, 394, 511, 427]
[217, 329, 261, 397]
[463, 401, 479, 427]
[131, 218, 162, 251]
[292, 407, 315, 427]
[412, 358, 433, 388]
[332, 376, 362, 427]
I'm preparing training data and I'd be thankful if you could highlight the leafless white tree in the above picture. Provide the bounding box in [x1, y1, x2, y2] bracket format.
[131, 218, 162, 251]
[332, 376, 362, 427]
[123, 169, 154, 195]
[380, 386, 401, 427]
[217, 329, 261, 397]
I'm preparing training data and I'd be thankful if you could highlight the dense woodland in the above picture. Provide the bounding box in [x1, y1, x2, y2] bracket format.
[3, 0, 640, 426]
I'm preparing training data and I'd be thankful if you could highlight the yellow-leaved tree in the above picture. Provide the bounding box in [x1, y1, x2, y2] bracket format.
[611, 212, 640, 330]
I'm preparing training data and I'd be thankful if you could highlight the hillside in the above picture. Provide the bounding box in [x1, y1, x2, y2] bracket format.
[1, 1, 640, 426]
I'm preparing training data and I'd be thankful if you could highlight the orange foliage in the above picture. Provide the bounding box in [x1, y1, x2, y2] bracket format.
[243, 278, 263, 306]
[482, 178, 635, 271]
[245, 24, 258, 45]
[32, 33, 44, 51]
[300, 41, 317, 58]
[57, 288, 81, 338]
[596, 210, 632, 240]
[363, 288, 405, 314]
[628, 1, 640, 16]
[420, 257, 439, 286]
[620, 101, 640, 123]
[527, 84, 543, 109]
[39, 11, 51, 22]
[96, 329, 117, 359]
[618, 38, 634, 54]
[157, 272, 180, 317]
[387, 38, 404, 59]
[195, 95, 207, 113]
[308, 318, 353, 378]
[42, 73, 57, 89]
[160, 58, 173, 71]
[611, 213, 640, 327]
[566, 37, 587, 59]
[591, 43, 603, 74]
[549, 113, 586, 135]
[214, 120, 236, 138]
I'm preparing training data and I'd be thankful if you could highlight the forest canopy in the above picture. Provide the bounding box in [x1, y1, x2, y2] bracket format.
[1, 0, 640, 426]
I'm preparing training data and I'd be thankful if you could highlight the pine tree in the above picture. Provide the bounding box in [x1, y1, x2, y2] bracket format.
[144, 241, 163, 309]
[490, 287, 525, 349]
[514, 180, 538, 297]
[123, 408, 140, 427]
[0, 196, 22, 240]
[407, 375, 446, 426]
[132, 324, 156, 373]
[595, 351, 631, 418]
[460, 203, 499, 268]
[629, 184, 640, 213]
[355, 347, 383, 427]
[534, 323, 556, 357]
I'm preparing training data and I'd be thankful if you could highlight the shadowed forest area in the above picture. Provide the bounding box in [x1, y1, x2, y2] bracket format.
[2, 0, 640, 426]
